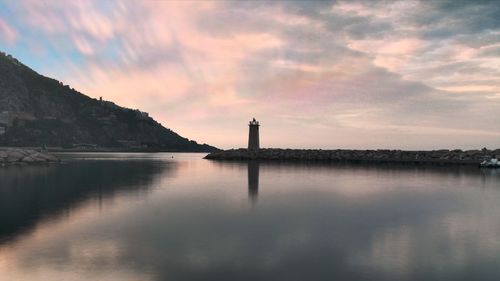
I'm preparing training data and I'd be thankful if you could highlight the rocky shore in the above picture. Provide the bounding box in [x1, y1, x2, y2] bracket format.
[204, 148, 500, 166]
[0, 148, 60, 166]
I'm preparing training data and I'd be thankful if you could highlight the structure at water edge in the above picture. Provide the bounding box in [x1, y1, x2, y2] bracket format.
[204, 117, 500, 166]
[204, 147, 500, 166]
[248, 118, 260, 151]
[0, 148, 60, 166]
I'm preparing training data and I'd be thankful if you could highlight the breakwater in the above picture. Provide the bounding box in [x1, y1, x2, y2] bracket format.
[0, 148, 59, 166]
[204, 148, 500, 166]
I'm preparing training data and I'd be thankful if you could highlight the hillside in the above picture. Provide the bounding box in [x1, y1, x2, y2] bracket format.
[0, 52, 218, 152]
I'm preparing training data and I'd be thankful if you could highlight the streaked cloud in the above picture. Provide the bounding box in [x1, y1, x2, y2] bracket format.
[0, 0, 499, 149]
[0, 18, 17, 44]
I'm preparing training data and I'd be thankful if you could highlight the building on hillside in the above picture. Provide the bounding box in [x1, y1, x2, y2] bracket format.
[0, 111, 36, 127]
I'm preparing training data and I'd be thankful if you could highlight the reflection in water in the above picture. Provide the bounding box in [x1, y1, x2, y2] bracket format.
[0, 159, 174, 244]
[1, 155, 500, 281]
[248, 161, 259, 204]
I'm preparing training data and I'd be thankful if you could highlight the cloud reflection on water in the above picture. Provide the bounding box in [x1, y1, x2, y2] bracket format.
[1, 155, 500, 280]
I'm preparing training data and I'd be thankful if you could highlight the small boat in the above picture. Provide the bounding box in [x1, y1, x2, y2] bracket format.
[480, 158, 500, 168]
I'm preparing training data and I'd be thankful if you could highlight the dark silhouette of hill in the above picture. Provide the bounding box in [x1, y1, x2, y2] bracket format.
[0, 52, 217, 151]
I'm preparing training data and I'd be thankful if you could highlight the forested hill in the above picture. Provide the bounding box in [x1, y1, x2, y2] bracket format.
[0, 52, 218, 152]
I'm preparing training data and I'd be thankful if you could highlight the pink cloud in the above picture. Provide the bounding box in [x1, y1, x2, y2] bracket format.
[0, 19, 17, 44]
[8, 0, 499, 149]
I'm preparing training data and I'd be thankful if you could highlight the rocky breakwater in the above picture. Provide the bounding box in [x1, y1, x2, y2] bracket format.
[205, 148, 500, 166]
[0, 148, 60, 166]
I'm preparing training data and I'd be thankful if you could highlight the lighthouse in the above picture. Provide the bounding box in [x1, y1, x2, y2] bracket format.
[248, 118, 260, 151]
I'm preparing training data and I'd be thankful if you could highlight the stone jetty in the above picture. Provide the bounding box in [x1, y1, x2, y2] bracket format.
[205, 148, 500, 166]
[0, 148, 60, 166]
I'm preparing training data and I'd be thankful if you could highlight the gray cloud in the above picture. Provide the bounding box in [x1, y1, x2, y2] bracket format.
[198, 1, 499, 147]
[1, 0, 499, 148]
[413, 0, 500, 40]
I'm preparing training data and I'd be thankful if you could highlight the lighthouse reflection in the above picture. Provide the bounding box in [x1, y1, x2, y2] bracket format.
[248, 161, 260, 204]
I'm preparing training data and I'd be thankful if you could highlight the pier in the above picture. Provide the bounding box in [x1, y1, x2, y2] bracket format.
[205, 148, 499, 166]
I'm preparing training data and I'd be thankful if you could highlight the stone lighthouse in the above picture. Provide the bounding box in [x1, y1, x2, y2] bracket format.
[248, 118, 260, 151]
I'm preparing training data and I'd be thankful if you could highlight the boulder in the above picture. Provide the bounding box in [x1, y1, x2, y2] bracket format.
[21, 156, 35, 163]
[0, 149, 59, 165]
[38, 153, 59, 162]
[6, 151, 24, 162]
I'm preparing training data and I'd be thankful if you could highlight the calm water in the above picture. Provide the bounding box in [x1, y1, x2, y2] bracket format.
[1, 153, 500, 281]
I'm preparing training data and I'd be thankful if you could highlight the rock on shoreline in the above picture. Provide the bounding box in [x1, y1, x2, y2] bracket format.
[204, 148, 500, 166]
[0, 148, 60, 166]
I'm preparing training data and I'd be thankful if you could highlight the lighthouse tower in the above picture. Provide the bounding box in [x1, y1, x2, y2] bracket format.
[248, 118, 260, 151]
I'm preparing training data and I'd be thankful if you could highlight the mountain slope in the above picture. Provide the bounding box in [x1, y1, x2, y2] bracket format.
[0, 52, 218, 152]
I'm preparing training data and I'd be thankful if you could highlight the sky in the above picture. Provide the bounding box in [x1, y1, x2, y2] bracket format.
[0, 0, 499, 150]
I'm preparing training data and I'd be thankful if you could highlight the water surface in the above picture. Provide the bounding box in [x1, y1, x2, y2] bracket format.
[1, 153, 500, 281]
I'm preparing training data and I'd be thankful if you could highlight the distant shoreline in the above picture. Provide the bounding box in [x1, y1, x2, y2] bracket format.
[205, 148, 500, 166]
[0, 147, 215, 153]
[51, 149, 212, 153]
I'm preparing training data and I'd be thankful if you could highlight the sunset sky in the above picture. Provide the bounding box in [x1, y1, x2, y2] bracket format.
[0, 0, 499, 149]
